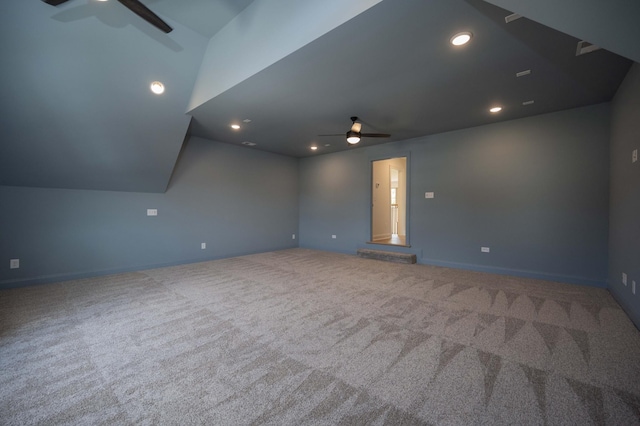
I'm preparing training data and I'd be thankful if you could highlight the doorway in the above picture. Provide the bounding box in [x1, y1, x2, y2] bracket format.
[370, 157, 408, 246]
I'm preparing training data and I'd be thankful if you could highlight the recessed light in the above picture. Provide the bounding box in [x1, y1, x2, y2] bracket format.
[231, 124, 241, 130]
[324, 144, 331, 147]
[516, 70, 531, 77]
[241, 141, 256, 146]
[489, 106, 503, 113]
[310, 146, 318, 151]
[450, 32, 472, 46]
[522, 100, 534, 106]
[150, 81, 165, 95]
[242, 119, 251, 123]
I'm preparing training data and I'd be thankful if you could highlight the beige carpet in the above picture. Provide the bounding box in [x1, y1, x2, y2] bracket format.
[1, 248, 640, 425]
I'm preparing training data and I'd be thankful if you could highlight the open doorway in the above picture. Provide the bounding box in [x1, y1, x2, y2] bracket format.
[370, 157, 408, 246]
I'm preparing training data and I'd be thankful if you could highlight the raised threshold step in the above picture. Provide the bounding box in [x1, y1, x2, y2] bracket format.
[357, 248, 417, 264]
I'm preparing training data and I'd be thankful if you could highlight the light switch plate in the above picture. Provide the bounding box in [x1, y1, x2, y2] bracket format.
[633, 149, 638, 163]
[201, 243, 206, 249]
[147, 209, 158, 216]
[425, 192, 435, 199]
[481, 247, 490, 253]
[10, 259, 20, 269]
[623, 272, 627, 285]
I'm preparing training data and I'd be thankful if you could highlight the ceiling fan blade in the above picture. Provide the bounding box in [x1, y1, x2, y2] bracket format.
[117, 0, 173, 33]
[318, 134, 345, 137]
[351, 122, 362, 133]
[42, 0, 71, 5]
[361, 133, 391, 138]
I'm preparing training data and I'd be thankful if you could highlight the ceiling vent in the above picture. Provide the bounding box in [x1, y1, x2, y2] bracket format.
[576, 41, 601, 56]
[504, 13, 523, 23]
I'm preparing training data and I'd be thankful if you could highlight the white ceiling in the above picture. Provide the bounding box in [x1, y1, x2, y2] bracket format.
[150, 0, 254, 38]
[0, 0, 636, 192]
[188, 0, 632, 158]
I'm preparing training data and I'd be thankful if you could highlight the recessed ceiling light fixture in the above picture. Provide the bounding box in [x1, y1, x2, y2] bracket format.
[450, 32, 472, 46]
[242, 119, 251, 123]
[150, 81, 165, 95]
[522, 100, 534, 106]
[230, 124, 241, 130]
[489, 106, 503, 113]
[310, 146, 318, 151]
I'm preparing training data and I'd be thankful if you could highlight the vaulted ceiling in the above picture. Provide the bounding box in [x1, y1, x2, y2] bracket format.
[1, 0, 638, 193]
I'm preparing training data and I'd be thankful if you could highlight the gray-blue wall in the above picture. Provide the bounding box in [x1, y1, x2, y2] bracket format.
[300, 104, 611, 287]
[609, 63, 640, 328]
[0, 137, 299, 288]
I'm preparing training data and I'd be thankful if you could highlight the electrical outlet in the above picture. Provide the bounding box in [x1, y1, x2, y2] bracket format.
[623, 272, 627, 285]
[292, 234, 296, 240]
[481, 247, 490, 253]
[147, 209, 158, 216]
[10, 259, 20, 269]
[633, 149, 638, 163]
[332, 235, 337, 239]
[201, 243, 206, 250]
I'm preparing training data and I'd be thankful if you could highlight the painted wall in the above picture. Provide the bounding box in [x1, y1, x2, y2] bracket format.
[300, 104, 611, 287]
[0, 137, 299, 288]
[608, 63, 640, 328]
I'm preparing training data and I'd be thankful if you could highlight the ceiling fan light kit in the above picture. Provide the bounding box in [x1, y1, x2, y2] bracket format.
[320, 116, 391, 146]
[346, 131, 361, 145]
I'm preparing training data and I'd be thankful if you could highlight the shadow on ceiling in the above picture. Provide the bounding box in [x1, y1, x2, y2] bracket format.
[49, 0, 183, 52]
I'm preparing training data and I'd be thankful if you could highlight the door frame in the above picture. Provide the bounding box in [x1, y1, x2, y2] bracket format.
[368, 152, 411, 247]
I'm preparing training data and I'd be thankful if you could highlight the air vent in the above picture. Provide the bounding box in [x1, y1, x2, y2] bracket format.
[505, 13, 523, 23]
[576, 41, 601, 56]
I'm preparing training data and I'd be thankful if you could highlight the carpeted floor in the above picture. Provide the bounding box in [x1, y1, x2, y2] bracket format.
[1, 248, 640, 425]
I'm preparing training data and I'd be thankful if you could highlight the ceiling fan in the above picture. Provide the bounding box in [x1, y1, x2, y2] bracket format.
[321, 117, 391, 145]
[42, 0, 173, 33]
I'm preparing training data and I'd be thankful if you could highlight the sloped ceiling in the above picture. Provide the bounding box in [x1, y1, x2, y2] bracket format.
[188, 0, 632, 158]
[0, 0, 250, 193]
[0, 0, 637, 193]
